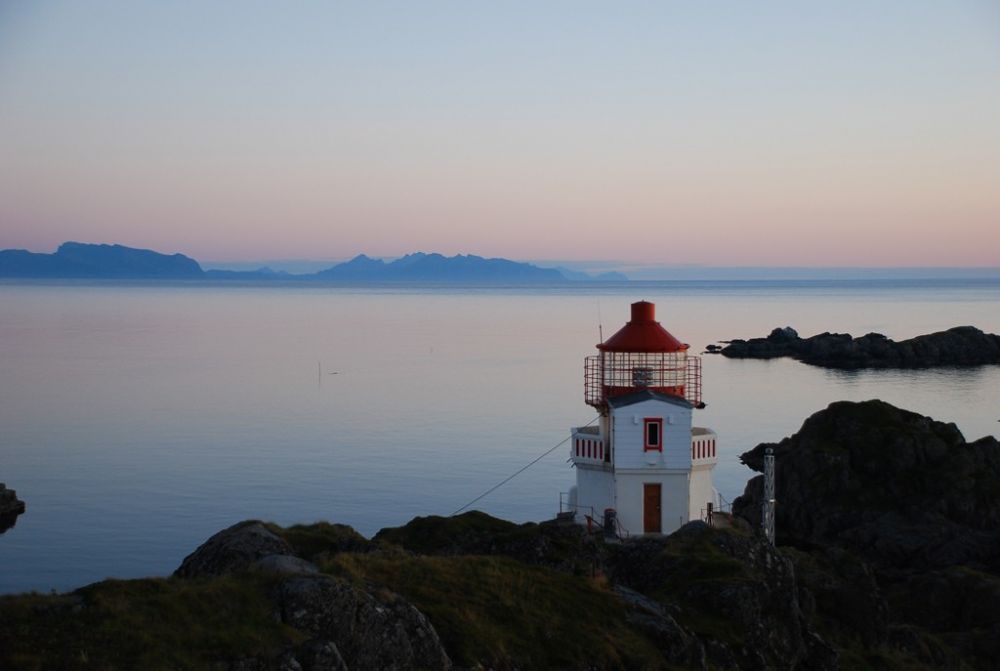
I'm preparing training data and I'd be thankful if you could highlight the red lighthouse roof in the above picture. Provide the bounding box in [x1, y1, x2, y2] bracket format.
[597, 301, 687, 353]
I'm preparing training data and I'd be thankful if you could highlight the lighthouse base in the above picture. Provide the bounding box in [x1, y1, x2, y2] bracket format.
[568, 466, 615, 528]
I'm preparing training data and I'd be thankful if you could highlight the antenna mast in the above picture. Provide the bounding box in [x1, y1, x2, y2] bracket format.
[762, 447, 776, 545]
[597, 299, 604, 343]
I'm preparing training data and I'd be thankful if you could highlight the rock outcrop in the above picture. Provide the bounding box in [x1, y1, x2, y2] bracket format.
[612, 584, 707, 668]
[275, 574, 451, 671]
[169, 520, 453, 670]
[784, 546, 889, 649]
[734, 399, 1000, 668]
[251, 553, 319, 576]
[717, 325, 1000, 369]
[608, 521, 837, 670]
[733, 399, 1000, 572]
[174, 521, 296, 578]
[0, 483, 26, 533]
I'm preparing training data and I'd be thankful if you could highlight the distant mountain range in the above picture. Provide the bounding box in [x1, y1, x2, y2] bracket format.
[0, 243, 627, 283]
[0, 242, 204, 279]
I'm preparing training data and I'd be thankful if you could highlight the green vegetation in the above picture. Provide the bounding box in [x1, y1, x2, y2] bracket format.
[326, 552, 664, 670]
[0, 516, 664, 671]
[269, 520, 371, 560]
[0, 509, 980, 670]
[374, 510, 521, 552]
[0, 574, 297, 671]
[634, 530, 758, 644]
[374, 510, 600, 575]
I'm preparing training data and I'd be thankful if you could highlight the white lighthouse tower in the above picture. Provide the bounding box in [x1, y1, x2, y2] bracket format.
[566, 301, 718, 536]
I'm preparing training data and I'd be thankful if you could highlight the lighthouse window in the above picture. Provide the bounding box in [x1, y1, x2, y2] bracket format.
[644, 418, 663, 452]
[632, 367, 654, 388]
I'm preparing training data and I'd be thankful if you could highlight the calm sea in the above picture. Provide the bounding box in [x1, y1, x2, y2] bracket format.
[2, 279, 999, 593]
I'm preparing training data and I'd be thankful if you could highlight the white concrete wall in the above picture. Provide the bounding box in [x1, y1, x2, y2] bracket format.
[611, 399, 692, 470]
[569, 397, 718, 536]
[574, 465, 615, 524]
[688, 465, 717, 521]
[614, 470, 690, 536]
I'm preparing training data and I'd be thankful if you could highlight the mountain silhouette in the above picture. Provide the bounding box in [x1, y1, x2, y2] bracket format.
[1, 243, 624, 282]
[0, 242, 204, 278]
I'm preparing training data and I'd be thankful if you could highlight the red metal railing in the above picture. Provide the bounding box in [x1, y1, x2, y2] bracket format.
[585, 353, 702, 407]
[686, 355, 702, 407]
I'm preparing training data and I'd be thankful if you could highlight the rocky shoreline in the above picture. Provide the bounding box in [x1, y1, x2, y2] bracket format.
[2, 400, 999, 669]
[0, 483, 25, 534]
[712, 325, 1000, 369]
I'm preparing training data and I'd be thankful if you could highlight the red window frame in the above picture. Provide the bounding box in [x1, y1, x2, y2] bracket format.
[643, 417, 663, 452]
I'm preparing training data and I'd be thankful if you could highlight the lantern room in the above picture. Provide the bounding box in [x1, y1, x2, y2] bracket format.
[584, 301, 703, 408]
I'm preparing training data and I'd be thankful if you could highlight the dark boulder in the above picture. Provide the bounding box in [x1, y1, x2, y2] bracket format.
[175, 521, 295, 578]
[769, 325, 799, 342]
[733, 399, 1000, 668]
[296, 638, 348, 671]
[0, 483, 26, 533]
[174, 521, 451, 669]
[734, 400, 1000, 572]
[274, 574, 452, 671]
[251, 554, 319, 576]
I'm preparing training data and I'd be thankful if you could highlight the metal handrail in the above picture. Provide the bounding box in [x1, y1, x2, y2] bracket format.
[558, 494, 631, 540]
[558, 492, 594, 517]
[717, 491, 733, 512]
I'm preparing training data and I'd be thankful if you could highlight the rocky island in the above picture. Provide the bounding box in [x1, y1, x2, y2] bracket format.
[2, 401, 999, 669]
[713, 325, 1000, 369]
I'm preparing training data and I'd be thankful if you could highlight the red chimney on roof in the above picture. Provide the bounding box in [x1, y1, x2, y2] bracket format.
[597, 301, 688, 353]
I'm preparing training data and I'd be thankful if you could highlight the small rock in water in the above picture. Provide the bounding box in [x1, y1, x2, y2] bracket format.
[0, 483, 26, 534]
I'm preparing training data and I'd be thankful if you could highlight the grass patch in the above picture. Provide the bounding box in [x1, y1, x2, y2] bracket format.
[0, 574, 298, 671]
[270, 521, 371, 560]
[373, 511, 598, 575]
[612, 529, 761, 644]
[325, 552, 665, 670]
[654, 530, 754, 588]
[373, 511, 521, 553]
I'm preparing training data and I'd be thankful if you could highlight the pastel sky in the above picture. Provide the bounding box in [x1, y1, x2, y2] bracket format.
[1, 1, 998, 266]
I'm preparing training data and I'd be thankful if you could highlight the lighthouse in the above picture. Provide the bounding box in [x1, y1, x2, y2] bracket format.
[566, 301, 718, 536]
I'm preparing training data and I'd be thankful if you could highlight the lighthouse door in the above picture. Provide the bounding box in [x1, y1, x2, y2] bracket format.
[643, 484, 662, 533]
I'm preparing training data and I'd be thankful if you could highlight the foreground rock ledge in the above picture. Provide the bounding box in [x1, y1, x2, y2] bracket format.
[715, 325, 1000, 369]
